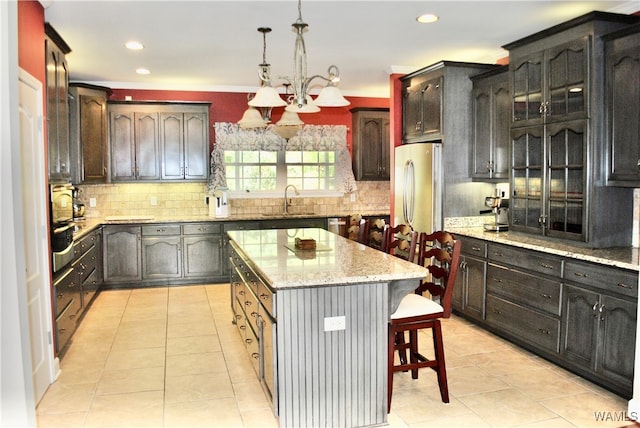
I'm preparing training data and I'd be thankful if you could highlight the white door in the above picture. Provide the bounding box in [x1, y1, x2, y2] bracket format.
[19, 68, 56, 403]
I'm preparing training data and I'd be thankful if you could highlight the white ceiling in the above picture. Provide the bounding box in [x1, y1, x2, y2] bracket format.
[43, 0, 638, 98]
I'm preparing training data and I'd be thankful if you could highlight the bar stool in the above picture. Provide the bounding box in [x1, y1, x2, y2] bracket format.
[387, 231, 461, 411]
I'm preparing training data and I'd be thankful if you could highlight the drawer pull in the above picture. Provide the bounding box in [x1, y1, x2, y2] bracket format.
[57, 293, 64, 299]
[245, 300, 252, 306]
[245, 338, 253, 345]
[617, 282, 633, 290]
[239, 325, 246, 330]
[471, 246, 481, 252]
[573, 272, 588, 278]
[235, 314, 242, 320]
[251, 311, 258, 319]
[251, 353, 260, 360]
[491, 308, 502, 315]
[539, 263, 554, 270]
[493, 252, 504, 257]
[259, 293, 270, 301]
[239, 290, 245, 296]
[540, 293, 552, 299]
[538, 329, 550, 335]
[491, 277, 503, 283]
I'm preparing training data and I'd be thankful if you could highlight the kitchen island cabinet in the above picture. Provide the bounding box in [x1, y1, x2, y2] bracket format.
[227, 228, 429, 428]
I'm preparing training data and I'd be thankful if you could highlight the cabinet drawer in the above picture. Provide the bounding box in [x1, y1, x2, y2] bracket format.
[53, 267, 76, 318]
[487, 243, 562, 276]
[244, 322, 260, 376]
[486, 294, 560, 353]
[257, 283, 275, 319]
[55, 304, 78, 352]
[244, 288, 260, 337]
[224, 222, 260, 232]
[74, 230, 98, 257]
[461, 237, 487, 257]
[564, 260, 638, 299]
[183, 223, 221, 235]
[142, 224, 181, 236]
[487, 264, 561, 316]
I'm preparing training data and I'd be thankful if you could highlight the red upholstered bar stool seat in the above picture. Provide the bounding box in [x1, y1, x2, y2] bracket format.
[387, 231, 461, 412]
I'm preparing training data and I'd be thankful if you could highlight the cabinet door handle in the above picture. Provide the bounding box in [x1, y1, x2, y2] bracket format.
[617, 282, 633, 290]
[540, 293, 552, 299]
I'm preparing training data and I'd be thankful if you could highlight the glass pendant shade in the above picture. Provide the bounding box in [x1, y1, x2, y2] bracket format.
[276, 110, 304, 126]
[248, 86, 287, 107]
[238, 107, 268, 129]
[314, 85, 350, 107]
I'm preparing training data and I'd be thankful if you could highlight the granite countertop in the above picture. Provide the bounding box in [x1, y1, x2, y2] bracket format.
[71, 212, 390, 240]
[449, 226, 640, 271]
[228, 228, 429, 290]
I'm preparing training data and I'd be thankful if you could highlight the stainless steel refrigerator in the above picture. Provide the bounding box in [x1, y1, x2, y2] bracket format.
[394, 142, 443, 234]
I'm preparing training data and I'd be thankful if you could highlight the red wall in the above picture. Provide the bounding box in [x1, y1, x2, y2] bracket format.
[17, 0, 45, 83]
[108, 89, 389, 153]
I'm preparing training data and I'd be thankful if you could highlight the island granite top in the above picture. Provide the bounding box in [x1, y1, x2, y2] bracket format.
[227, 228, 430, 290]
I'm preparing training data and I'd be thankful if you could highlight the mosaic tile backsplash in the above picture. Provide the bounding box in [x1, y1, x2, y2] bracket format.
[76, 181, 391, 219]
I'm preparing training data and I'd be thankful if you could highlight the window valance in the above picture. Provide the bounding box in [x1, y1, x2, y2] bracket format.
[208, 122, 357, 194]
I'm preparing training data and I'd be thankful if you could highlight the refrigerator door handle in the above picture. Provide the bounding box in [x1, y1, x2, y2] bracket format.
[403, 159, 415, 227]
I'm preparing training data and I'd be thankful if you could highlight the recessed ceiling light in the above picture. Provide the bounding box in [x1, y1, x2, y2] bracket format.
[416, 13, 439, 24]
[136, 68, 150, 75]
[125, 41, 144, 50]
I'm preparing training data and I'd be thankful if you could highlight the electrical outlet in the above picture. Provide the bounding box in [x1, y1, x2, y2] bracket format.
[205, 196, 209, 205]
[89, 198, 96, 207]
[324, 316, 346, 332]
[150, 196, 157, 206]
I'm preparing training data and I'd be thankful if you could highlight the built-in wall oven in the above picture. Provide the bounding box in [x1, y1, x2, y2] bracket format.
[50, 183, 75, 273]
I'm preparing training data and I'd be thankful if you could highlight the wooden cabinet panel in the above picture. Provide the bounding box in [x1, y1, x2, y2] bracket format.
[471, 67, 510, 180]
[142, 236, 182, 279]
[45, 24, 71, 182]
[103, 226, 142, 282]
[69, 84, 108, 183]
[183, 235, 223, 278]
[605, 26, 640, 186]
[135, 112, 161, 180]
[351, 108, 390, 181]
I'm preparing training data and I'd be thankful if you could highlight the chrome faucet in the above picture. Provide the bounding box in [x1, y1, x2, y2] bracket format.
[284, 184, 299, 214]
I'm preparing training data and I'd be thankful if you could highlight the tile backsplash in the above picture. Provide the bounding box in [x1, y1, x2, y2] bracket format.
[76, 181, 391, 218]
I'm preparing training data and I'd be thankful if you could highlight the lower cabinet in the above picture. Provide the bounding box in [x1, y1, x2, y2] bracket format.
[454, 235, 637, 398]
[183, 223, 224, 279]
[141, 224, 182, 279]
[229, 241, 276, 402]
[452, 237, 486, 321]
[54, 227, 103, 355]
[103, 225, 142, 283]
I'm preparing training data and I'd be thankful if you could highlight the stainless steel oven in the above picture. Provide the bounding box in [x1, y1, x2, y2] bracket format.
[50, 183, 75, 273]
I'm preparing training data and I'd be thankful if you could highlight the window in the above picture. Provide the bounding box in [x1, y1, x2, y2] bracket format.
[209, 123, 356, 196]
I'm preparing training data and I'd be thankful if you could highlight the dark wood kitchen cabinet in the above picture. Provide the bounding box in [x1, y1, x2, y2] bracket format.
[402, 75, 442, 142]
[109, 105, 161, 181]
[452, 237, 486, 321]
[604, 25, 640, 186]
[75, 228, 103, 309]
[45, 24, 72, 182]
[351, 108, 390, 181]
[103, 225, 142, 283]
[53, 266, 81, 354]
[471, 66, 510, 181]
[561, 260, 637, 397]
[141, 224, 182, 279]
[69, 83, 109, 184]
[182, 223, 224, 279]
[109, 102, 210, 182]
[504, 11, 638, 247]
[160, 107, 209, 180]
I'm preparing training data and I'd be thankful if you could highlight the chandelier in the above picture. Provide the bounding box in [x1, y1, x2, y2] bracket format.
[239, 0, 349, 129]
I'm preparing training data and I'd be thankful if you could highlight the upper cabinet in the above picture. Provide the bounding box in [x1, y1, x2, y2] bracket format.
[108, 102, 210, 182]
[45, 24, 72, 182]
[69, 83, 109, 184]
[603, 25, 640, 187]
[503, 11, 638, 247]
[351, 108, 390, 181]
[402, 76, 442, 142]
[471, 66, 510, 181]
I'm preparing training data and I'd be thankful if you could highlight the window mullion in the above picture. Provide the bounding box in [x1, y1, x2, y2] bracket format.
[277, 150, 287, 190]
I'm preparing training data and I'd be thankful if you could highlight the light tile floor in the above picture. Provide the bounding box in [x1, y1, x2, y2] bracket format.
[36, 284, 633, 428]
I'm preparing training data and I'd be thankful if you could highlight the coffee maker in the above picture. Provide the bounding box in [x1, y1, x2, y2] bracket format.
[482, 189, 509, 232]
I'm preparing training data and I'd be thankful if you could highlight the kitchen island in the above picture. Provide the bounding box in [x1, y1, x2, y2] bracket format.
[227, 228, 429, 428]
